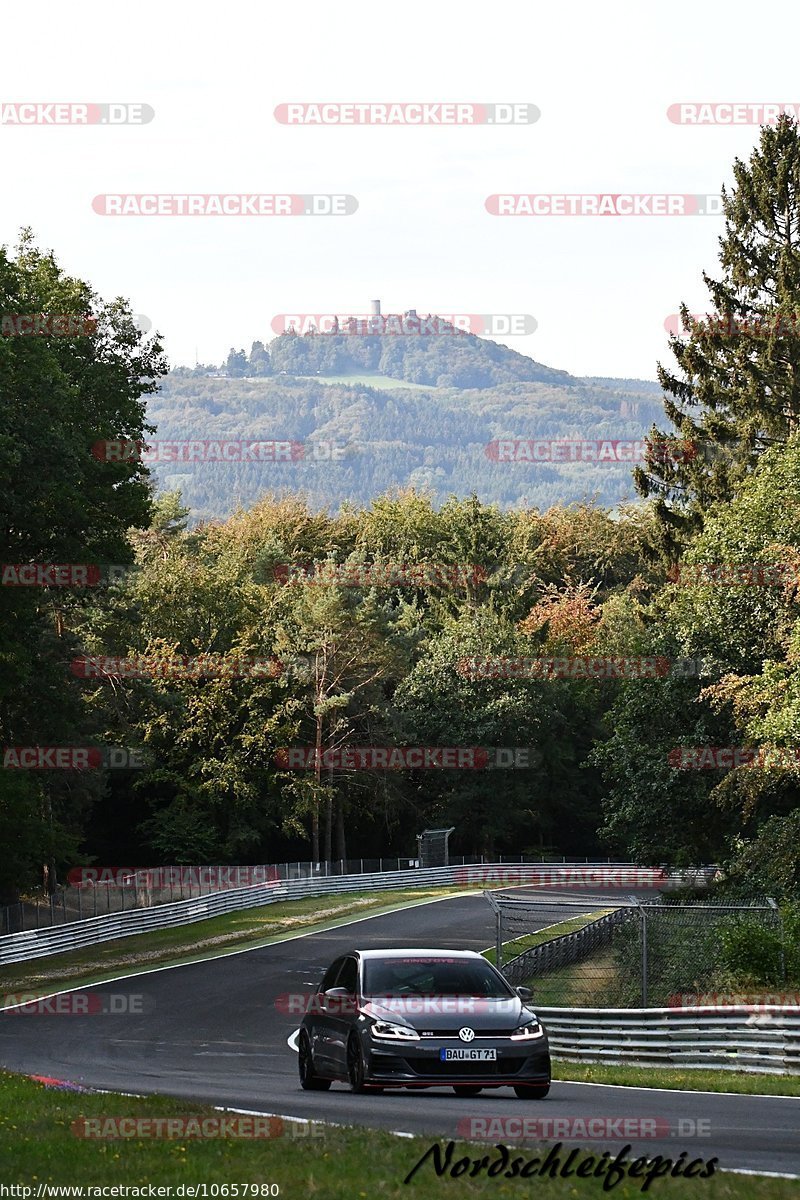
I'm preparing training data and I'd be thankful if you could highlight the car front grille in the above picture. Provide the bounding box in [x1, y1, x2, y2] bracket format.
[419, 1030, 518, 1039]
[405, 1057, 527, 1077]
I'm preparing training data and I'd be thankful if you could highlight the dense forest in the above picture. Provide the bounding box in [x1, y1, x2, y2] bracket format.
[3, 119, 800, 909]
[149, 372, 665, 518]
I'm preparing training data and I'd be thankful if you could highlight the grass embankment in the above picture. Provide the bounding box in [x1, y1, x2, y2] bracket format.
[0, 887, 465, 1000]
[553, 1062, 800, 1097]
[1, 1072, 795, 1195]
[484, 910, 613, 967]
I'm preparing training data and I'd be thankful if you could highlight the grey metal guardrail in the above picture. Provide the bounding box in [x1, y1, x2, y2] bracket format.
[538, 1004, 800, 1075]
[0, 863, 677, 966]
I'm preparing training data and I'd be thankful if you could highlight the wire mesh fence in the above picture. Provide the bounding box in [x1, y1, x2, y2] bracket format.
[487, 893, 788, 1008]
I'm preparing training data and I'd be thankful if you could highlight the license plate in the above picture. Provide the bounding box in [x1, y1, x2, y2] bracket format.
[440, 1048, 497, 1062]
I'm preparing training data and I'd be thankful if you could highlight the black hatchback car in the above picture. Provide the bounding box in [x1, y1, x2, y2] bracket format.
[298, 948, 550, 1097]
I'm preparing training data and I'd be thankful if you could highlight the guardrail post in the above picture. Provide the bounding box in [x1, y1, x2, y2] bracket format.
[641, 907, 648, 1007]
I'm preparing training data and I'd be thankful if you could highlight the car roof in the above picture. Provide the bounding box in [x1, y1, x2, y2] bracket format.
[351, 949, 485, 960]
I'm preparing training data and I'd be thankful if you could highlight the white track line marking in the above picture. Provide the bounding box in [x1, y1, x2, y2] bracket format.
[554, 1078, 800, 1101]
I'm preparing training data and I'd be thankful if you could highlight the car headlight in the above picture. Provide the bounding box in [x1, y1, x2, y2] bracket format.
[510, 1019, 544, 1040]
[368, 1019, 420, 1041]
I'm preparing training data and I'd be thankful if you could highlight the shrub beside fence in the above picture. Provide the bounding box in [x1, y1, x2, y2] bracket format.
[489, 894, 789, 1009]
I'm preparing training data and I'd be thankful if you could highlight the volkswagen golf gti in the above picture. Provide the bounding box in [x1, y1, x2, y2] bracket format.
[298, 947, 550, 1097]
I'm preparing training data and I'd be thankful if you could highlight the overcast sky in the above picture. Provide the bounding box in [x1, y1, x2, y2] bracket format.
[2, 1, 796, 379]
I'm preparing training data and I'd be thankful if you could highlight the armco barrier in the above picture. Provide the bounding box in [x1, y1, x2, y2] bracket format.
[0, 863, 683, 966]
[538, 1004, 800, 1075]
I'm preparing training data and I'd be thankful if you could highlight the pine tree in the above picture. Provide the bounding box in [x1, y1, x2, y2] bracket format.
[635, 115, 800, 555]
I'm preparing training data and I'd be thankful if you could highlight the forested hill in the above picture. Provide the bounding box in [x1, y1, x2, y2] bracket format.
[152, 327, 664, 520]
[263, 323, 573, 387]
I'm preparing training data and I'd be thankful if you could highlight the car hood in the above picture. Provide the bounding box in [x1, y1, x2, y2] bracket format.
[361, 995, 537, 1033]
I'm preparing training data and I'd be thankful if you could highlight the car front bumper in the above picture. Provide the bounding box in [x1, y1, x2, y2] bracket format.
[362, 1036, 551, 1088]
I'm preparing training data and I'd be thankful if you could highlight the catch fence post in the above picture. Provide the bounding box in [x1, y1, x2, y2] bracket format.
[767, 898, 786, 983]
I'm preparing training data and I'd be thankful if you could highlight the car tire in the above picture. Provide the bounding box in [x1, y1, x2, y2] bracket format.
[454, 1086, 483, 1096]
[298, 1032, 331, 1091]
[347, 1033, 369, 1093]
[513, 1084, 550, 1099]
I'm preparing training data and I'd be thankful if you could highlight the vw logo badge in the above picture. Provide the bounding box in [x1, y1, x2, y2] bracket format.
[458, 1027, 475, 1042]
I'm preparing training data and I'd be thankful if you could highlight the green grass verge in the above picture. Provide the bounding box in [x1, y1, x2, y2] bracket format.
[1, 1072, 795, 1195]
[520, 947, 622, 1007]
[484, 911, 611, 966]
[553, 1061, 800, 1097]
[0, 887, 466, 999]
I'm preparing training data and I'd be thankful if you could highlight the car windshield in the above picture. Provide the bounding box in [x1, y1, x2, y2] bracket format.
[362, 956, 514, 998]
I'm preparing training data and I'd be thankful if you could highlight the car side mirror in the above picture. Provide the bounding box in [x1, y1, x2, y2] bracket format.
[321, 986, 356, 1013]
[515, 986, 534, 1002]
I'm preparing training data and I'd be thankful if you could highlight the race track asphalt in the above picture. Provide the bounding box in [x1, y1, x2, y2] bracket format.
[1, 889, 798, 1176]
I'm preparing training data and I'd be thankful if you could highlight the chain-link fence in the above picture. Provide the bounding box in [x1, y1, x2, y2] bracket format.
[487, 893, 788, 1008]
